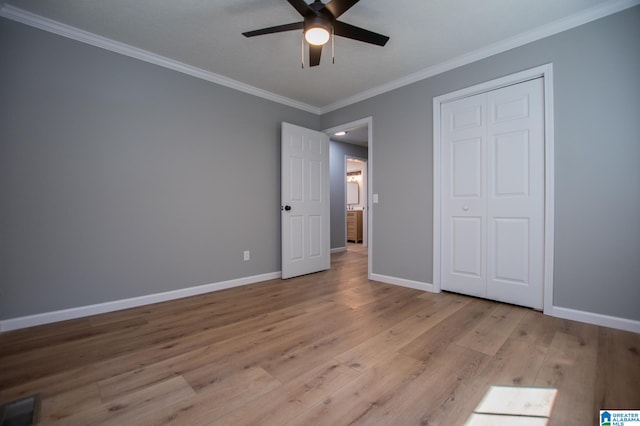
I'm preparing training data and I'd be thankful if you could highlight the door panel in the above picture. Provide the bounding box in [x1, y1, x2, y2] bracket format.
[452, 217, 483, 277]
[281, 122, 330, 279]
[452, 138, 483, 197]
[492, 93, 529, 123]
[493, 218, 529, 283]
[441, 78, 544, 309]
[309, 159, 322, 201]
[289, 156, 304, 201]
[441, 93, 487, 297]
[494, 130, 530, 197]
[486, 79, 544, 308]
[289, 216, 304, 261]
[452, 104, 482, 129]
[308, 215, 322, 257]
[445, 214, 485, 298]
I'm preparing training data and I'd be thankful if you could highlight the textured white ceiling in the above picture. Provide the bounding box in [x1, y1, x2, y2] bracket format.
[0, 0, 632, 111]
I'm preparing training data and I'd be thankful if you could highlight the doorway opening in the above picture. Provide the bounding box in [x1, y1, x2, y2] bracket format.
[324, 117, 372, 279]
[346, 157, 368, 250]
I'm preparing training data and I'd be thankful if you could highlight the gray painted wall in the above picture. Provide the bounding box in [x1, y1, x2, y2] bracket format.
[2, 7, 639, 324]
[329, 140, 368, 249]
[0, 18, 319, 319]
[321, 7, 640, 321]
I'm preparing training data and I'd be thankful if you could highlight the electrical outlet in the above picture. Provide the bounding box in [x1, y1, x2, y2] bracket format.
[243, 250, 250, 261]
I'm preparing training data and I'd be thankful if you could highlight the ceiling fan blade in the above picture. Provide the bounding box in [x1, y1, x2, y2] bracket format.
[309, 44, 322, 67]
[333, 21, 389, 46]
[324, 0, 359, 18]
[287, 0, 313, 17]
[242, 22, 304, 38]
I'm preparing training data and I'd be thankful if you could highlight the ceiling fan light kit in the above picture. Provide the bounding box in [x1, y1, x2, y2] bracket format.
[304, 27, 330, 45]
[242, 0, 389, 67]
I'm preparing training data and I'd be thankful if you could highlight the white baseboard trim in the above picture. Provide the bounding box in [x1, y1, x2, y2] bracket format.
[6, 272, 636, 334]
[545, 305, 640, 334]
[330, 247, 347, 253]
[0, 271, 281, 332]
[370, 273, 435, 293]
[369, 275, 639, 333]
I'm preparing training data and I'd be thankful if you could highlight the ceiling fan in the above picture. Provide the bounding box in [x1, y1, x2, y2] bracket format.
[242, 0, 390, 67]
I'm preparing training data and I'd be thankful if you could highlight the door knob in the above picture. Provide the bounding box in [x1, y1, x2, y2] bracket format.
[462, 205, 469, 211]
[283, 205, 292, 211]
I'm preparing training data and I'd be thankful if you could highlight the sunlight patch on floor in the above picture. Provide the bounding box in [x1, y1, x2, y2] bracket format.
[465, 386, 558, 425]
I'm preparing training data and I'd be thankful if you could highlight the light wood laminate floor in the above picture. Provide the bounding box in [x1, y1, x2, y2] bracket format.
[1, 248, 638, 425]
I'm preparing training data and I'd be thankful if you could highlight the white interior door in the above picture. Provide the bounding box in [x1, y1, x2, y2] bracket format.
[441, 92, 487, 298]
[486, 80, 544, 308]
[281, 122, 330, 279]
[440, 78, 544, 309]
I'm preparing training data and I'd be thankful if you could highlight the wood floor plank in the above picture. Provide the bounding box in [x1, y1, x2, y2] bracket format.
[594, 327, 640, 410]
[260, 288, 430, 383]
[0, 317, 146, 357]
[510, 308, 562, 348]
[477, 336, 549, 387]
[0, 248, 637, 425]
[535, 324, 599, 426]
[286, 353, 427, 426]
[330, 343, 488, 426]
[134, 366, 280, 425]
[455, 302, 527, 356]
[48, 376, 196, 425]
[0, 296, 343, 402]
[399, 297, 496, 363]
[95, 299, 349, 401]
[39, 383, 102, 423]
[0, 268, 370, 393]
[418, 336, 550, 426]
[0, 320, 159, 387]
[209, 360, 361, 426]
[332, 281, 399, 309]
[335, 292, 469, 372]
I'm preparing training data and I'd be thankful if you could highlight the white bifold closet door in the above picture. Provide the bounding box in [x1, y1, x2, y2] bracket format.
[440, 78, 544, 309]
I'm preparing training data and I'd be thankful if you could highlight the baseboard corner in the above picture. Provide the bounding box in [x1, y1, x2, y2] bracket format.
[545, 305, 640, 333]
[369, 273, 434, 292]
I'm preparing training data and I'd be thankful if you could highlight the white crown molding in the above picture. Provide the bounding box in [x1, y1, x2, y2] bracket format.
[1, 0, 638, 113]
[0, 4, 322, 115]
[318, 0, 640, 113]
[0, 271, 281, 332]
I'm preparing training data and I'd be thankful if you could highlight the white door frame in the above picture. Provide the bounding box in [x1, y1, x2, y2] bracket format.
[345, 155, 368, 247]
[433, 64, 555, 314]
[324, 116, 373, 280]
